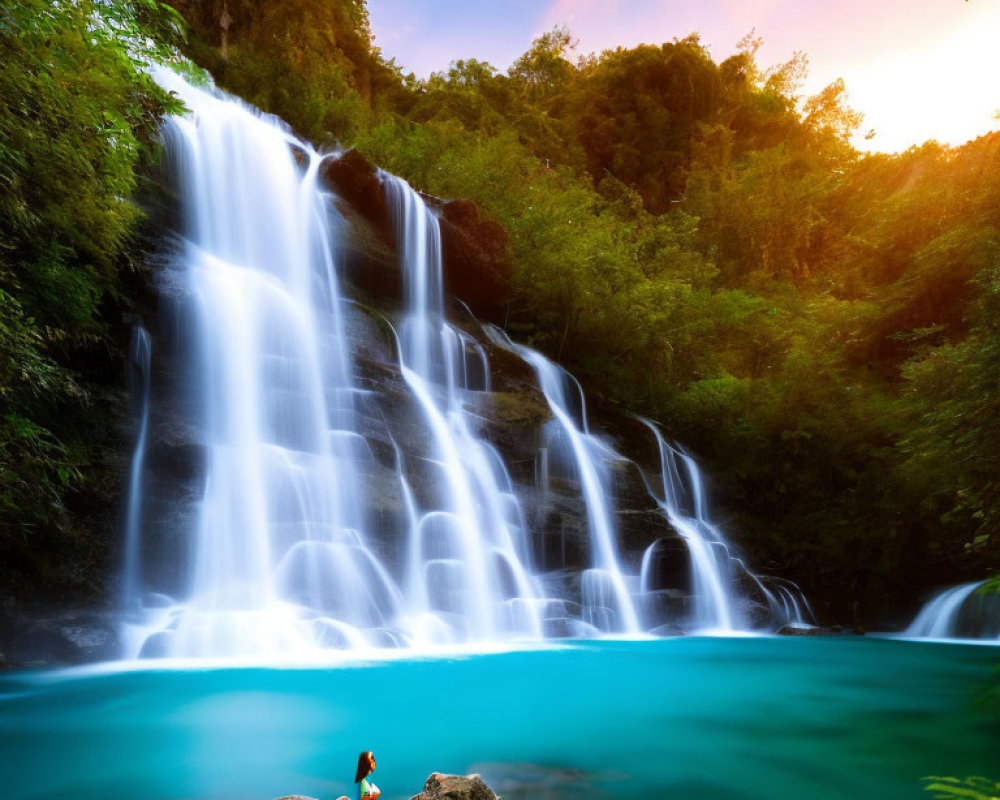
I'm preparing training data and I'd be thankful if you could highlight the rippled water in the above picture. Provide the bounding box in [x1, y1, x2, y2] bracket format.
[1, 638, 997, 800]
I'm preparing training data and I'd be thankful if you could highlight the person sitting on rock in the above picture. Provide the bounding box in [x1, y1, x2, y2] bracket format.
[355, 750, 381, 800]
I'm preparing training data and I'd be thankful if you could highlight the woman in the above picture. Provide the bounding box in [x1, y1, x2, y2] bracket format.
[355, 751, 381, 800]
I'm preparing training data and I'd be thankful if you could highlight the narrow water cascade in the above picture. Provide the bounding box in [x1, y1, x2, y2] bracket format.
[905, 582, 1000, 640]
[119, 66, 812, 659]
[121, 326, 152, 612]
[638, 420, 737, 632]
[515, 349, 640, 634]
[636, 421, 813, 632]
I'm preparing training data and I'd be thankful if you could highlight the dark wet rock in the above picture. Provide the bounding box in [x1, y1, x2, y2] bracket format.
[336, 198, 402, 303]
[830, 624, 865, 635]
[616, 509, 678, 570]
[532, 510, 590, 573]
[635, 535, 690, 594]
[410, 772, 497, 800]
[148, 420, 206, 484]
[776, 623, 828, 636]
[8, 625, 83, 666]
[641, 589, 691, 629]
[288, 143, 309, 169]
[485, 391, 551, 429]
[436, 198, 512, 323]
[1, 612, 121, 666]
[320, 149, 511, 322]
[321, 149, 391, 238]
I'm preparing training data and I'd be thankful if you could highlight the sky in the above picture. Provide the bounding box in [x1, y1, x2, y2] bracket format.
[367, 0, 1000, 153]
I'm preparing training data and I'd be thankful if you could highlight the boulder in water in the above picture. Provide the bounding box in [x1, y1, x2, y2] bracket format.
[274, 796, 350, 800]
[272, 773, 497, 800]
[409, 772, 498, 800]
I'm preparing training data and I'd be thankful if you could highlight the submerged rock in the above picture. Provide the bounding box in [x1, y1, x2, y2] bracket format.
[776, 623, 827, 636]
[410, 772, 498, 800]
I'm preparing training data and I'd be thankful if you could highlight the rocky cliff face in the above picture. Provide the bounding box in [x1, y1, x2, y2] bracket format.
[315, 148, 691, 618]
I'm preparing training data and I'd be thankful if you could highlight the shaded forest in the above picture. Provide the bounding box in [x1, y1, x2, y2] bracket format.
[2, 0, 997, 625]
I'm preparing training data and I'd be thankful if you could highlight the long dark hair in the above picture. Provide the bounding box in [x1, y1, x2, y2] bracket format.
[355, 751, 374, 783]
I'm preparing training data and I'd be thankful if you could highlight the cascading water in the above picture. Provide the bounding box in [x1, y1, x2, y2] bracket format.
[638, 420, 737, 632]
[124, 67, 405, 657]
[381, 175, 543, 643]
[121, 326, 151, 612]
[121, 66, 810, 659]
[636, 421, 813, 632]
[905, 582, 1000, 640]
[513, 349, 640, 634]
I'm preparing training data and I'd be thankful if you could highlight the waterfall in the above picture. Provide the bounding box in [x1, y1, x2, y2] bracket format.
[382, 175, 542, 643]
[905, 582, 1000, 640]
[636, 420, 813, 632]
[515, 350, 640, 634]
[119, 66, 811, 659]
[638, 420, 737, 632]
[121, 326, 151, 612]
[124, 66, 404, 657]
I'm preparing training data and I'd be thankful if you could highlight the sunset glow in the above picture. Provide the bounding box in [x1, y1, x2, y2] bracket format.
[369, 0, 1000, 153]
[820, 5, 1000, 152]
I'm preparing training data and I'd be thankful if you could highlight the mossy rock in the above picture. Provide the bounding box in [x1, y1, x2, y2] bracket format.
[487, 391, 551, 427]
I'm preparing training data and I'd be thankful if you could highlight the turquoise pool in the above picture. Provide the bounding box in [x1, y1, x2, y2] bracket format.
[1, 637, 997, 799]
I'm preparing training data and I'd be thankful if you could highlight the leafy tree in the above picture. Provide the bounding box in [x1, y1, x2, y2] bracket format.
[901, 265, 1000, 558]
[0, 0, 181, 583]
[166, 0, 407, 141]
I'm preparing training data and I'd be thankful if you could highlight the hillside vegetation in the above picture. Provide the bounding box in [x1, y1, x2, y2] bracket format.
[1, 0, 996, 623]
[0, 0, 181, 598]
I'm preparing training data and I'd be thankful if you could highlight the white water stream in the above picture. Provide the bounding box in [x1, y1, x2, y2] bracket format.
[120, 67, 810, 658]
[905, 581, 1000, 641]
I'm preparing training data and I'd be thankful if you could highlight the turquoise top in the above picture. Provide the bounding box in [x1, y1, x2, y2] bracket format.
[358, 776, 376, 800]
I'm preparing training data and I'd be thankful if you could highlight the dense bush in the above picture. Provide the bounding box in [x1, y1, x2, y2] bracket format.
[0, 0, 181, 588]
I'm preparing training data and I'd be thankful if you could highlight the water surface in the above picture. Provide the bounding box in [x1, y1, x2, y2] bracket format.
[1, 638, 997, 799]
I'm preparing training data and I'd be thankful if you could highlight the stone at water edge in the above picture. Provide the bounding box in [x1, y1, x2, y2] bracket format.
[410, 772, 498, 800]
[272, 773, 497, 800]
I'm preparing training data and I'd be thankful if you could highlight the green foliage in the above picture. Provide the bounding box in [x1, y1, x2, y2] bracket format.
[166, 0, 406, 142]
[924, 777, 1000, 800]
[0, 0, 180, 574]
[901, 265, 1000, 555]
[566, 36, 723, 212]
